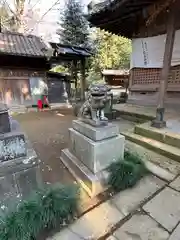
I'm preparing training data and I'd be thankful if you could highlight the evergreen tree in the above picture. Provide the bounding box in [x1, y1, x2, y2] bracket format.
[58, 0, 90, 48]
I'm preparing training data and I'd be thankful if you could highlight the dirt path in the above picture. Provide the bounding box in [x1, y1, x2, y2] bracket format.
[14, 109, 75, 186]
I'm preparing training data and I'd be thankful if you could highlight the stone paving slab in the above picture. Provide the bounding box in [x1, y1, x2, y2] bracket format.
[169, 223, 180, 240]
[143, 187, 180, 232]
[47, 176, 169, 240]
[47, 228, 82, 240]
[113, 213, 169, 240]
[70, 200, 124, 240]
[169, 176, 180, 191]
[111, 175, 165, 216]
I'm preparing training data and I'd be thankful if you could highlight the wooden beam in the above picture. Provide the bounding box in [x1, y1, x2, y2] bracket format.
[151, 0, 177, 128]
[73, 60, 78, 98]
[157, 4, 176, 108]
[107, 0, 153, 12]
[104, 0, 129, 13]
[80, 58, 86, 101]
[92, 2, 146, 28]
[129, 70, 134, 90]
[90, 0, 153, 27]
[146, 0, 175, 26]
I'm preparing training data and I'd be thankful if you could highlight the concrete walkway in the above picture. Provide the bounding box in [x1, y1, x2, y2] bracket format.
[47, 172, 180, 240]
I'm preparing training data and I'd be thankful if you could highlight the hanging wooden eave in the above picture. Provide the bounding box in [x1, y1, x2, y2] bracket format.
[87, 0, 158, 38]
[146, 0, 176, 26]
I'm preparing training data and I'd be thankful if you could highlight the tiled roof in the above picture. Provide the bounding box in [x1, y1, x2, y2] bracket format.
[0, 32, 51, 58]
[50, 42, 92, 58]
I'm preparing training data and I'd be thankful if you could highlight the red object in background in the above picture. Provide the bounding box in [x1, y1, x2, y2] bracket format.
[37, 99, 43, 110]
[43, 96, 48, 105]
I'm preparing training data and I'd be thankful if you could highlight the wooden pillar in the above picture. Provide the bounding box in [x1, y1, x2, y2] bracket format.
[80, 58, 86, 101]
[71, 60, 78, 100]
[70, 60, 74, 80]
[151, 2, 177, 128]
[74, 60, 78, 99]
[129, 70, 133, 89]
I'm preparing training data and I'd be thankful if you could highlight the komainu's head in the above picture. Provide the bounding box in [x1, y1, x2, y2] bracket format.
[88, 84, 110, 97]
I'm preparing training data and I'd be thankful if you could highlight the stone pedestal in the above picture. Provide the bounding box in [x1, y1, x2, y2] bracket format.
[60, 120, 125, 197]
[0, 105, 42, 216]
[0, 104, 10, 133]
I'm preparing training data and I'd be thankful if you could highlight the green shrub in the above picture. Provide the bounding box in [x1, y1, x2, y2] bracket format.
[0, 184, 79, 240]
[107, 151, 149, 192]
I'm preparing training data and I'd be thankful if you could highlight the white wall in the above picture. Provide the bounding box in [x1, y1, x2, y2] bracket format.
[130, 30, 180, 69]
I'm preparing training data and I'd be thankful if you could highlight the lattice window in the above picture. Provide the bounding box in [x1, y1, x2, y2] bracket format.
[132, 68, 161, 85]
[132, 66, 180, 85]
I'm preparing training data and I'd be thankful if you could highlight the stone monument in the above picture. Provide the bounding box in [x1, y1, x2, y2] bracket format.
[0, 104, 42, 216]
[60, 84, 125, 197]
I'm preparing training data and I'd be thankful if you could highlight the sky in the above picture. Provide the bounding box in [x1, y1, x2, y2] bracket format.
[20, 0, 91, 42]
[5, 0, 91, 41]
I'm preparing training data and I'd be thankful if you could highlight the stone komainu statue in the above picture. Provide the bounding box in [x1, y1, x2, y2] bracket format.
[78, 84, 111, 126]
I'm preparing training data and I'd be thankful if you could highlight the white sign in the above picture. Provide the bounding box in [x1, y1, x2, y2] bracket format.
[130, 29, 180, 69]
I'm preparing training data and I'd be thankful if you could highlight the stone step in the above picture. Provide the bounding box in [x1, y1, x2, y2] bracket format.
[125, 140, 180, 181]
[122, 131, 180, 164]
[135, 122, 180, 149]
[114, 104, 155, 123]
[60, 149, 107, 197]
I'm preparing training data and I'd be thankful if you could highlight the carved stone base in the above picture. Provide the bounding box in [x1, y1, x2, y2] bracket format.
[151, 120, 166, 128]
[0, 104, 11, 133]
[0, 137, 42, 216]
[151, 107, 167, 128]
[79, 118, 108, 127]
[72, 120, 119, 141]
[60, 148, 108, 197]
[0, 115, 42, 216]
[60, 120, 125, 197]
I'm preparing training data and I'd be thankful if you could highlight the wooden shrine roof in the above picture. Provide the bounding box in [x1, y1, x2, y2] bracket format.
[88, 0, 168, 38]
[49, 42, 92, 61]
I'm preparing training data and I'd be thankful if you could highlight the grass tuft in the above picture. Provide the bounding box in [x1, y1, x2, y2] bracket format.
[0, 184, 79, 240]
[108, 151, 149, 192]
